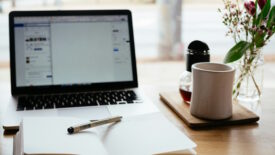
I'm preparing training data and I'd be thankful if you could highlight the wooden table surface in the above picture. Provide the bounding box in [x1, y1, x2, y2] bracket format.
[1, 61, 275, 155]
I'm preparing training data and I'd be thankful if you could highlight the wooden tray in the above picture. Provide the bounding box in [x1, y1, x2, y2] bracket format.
[160, 91, 260, 129]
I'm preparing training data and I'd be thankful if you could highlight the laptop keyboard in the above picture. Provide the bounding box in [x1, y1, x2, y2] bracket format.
[17, 90, 142, 111]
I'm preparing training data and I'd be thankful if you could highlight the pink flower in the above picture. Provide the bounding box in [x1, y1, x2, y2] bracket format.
[258, 0, 267, 9]
[244, 1, 256, 16]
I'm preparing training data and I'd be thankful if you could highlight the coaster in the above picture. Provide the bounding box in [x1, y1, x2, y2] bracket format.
[160, 91, 260, 129]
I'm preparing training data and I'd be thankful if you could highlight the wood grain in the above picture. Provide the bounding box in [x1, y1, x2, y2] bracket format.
[160, 91, 259, 129]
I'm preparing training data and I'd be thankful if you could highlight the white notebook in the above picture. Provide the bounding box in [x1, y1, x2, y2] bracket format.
[13, 112, 196, 155]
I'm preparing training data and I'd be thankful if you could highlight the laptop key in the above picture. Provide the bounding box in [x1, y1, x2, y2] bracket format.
[35, 105, 42, 110]
[34, 103, 43, 110]
[110, 101, 117, 105]
[18, 97, 27, 110]
[44, 103, 54, 109]
[117, 101, 127, 104]
[17, 90, 141, 110]
[17, 105, 25, 111]
[25, 104, 34, 110]
[87, 99, 98, 106]
[126, 100, 134, 104]
[98, 100, 108, 105]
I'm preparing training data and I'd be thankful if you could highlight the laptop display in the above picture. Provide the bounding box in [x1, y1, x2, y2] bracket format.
[3, 10, 158, 128]
[9, 10, 138, 95]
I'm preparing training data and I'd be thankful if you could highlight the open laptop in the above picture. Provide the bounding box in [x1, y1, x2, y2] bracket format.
[3, 10, 158, 130]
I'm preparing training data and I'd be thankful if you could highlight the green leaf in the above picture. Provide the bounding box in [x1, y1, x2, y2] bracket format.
[253, 0, 259, 26]
[255, 32, 266, 48]
[261, 0, 271, 17]
[256, 0, 271, 26]
[224, 41, 251, 63]
[267, 6, 275, 28]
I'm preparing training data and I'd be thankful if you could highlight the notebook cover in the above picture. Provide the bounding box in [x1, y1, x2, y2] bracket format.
[160, 91, 260, 129]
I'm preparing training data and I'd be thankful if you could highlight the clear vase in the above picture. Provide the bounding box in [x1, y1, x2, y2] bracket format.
[233, 50, 264, 103]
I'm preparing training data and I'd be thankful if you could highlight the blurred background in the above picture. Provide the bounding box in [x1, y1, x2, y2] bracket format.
[0, 0, 274, 63]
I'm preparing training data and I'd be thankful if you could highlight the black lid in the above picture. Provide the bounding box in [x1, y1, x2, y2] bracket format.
[186, 40, 210, 72]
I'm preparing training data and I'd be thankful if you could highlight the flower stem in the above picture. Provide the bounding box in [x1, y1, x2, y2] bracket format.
[250, 70, 261, 96]
[233, 50, 262, 99]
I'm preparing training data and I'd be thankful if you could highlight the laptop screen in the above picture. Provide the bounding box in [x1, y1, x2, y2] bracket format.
[13, 15, 133, 87]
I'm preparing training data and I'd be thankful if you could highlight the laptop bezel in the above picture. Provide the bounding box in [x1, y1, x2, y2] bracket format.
[9, 10, 138, 96]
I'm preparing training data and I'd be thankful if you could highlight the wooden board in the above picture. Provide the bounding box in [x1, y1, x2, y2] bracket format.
[160, 91, 260, 129]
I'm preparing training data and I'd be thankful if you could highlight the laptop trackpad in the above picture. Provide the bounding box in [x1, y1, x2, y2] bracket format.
[57, 106, 111, 120]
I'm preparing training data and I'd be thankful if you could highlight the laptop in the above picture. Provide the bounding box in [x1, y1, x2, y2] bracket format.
[3, 10, 158, 130]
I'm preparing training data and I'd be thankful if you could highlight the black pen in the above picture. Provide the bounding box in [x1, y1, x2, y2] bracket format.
[67, 116, 122, 134]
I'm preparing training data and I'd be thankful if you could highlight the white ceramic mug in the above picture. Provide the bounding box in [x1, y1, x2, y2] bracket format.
[190, 62, 235, 120]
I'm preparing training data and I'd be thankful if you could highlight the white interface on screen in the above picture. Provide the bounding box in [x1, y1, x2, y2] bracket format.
[14, 15, 133, 87]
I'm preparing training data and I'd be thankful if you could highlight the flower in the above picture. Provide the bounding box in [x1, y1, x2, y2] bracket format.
[219, 0, 275, 100]
[258, 0, 267, 9]
[244, 1, 256, 16]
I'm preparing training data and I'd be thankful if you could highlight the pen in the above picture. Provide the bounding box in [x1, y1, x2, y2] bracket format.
[67, 116, 122, 134]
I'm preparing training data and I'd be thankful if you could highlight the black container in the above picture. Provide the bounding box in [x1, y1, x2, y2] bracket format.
[186, 40, 210, 72]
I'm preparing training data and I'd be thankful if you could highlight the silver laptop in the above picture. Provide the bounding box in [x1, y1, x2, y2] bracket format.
[3, 10, 158, 130]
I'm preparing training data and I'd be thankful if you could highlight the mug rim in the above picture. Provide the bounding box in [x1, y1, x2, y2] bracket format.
[192, 62, 235, 73]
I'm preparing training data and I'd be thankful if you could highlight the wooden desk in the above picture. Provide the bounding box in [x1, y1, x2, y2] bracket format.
[1, 61, 275, 155]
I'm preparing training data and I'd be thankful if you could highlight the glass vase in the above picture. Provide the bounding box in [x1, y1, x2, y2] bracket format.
[233, 50, 264, 103]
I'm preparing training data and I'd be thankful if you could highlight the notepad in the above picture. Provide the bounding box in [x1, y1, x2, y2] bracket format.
[13, 112, 196, 155]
